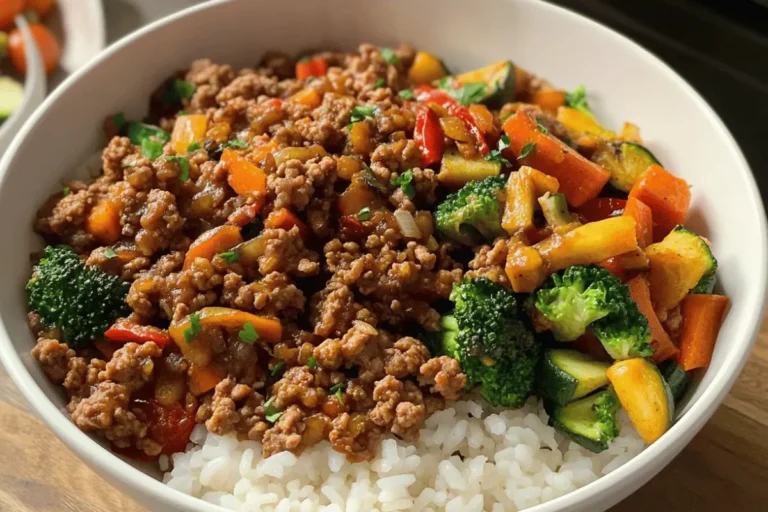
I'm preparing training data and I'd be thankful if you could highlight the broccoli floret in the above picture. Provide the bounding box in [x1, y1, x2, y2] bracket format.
[26, 245, 130, 348]
[439, 277, 539, 407]
[533, 265, 652, 360]
[435, 175, 507, 246]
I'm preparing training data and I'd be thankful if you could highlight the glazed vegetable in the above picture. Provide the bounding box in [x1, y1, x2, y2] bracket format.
[548, 388, 620, 453]
[287, 87, 323, 108]
[443, 60, 515, 107]
[295, 57, 327, 80]
[105, 319, 171, 349]
[434, 174, 506, 245]
[576, 197, 626, 223]
[7, 23, 61, 74]
[26, 246, 130, 347]
[184, 225, 243, 269]
[677, 294, 729, 371]
[593, 141, 660, 192]
[265, 208, 310, 239]
[408, 51, 448, 85]
[539, 192, 576, 227]
[414, 106, 445, 167]
[628, 164, 690, 241]
[564, 85, 594, 117]
[502, 166, 559, 234]
[438, 277, 539, 407]
[538, 349, 610, 405]
[415, 86, 489, 155]
[171, 114, 207, 154]
[502, 110, 610, 207]
[626, 275, 678, 363]
[556, 106, 615, 150]
[188, 364, 225, 396]
[134, 398, 196, 455]
[622, 196, 653, 248]
[607, 358, 673, 444]
[658, 360, 691, 403]
[534, 216, 638, 272]
[534, 265, 653, 359]
[85, 199, 121, 245]
[531, 89, 566, 113]
[437, 151, 500, 187]
[645, 226, 717, 312]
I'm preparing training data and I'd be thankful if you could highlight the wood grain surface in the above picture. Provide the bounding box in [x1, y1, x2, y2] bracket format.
[0, 316, 766, 511]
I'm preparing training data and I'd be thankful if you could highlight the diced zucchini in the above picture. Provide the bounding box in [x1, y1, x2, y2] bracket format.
[539, 349, 610, 405]
[0, 76, 24, 119]
[442, 60, 515, 107]
[437, 151, 500, 187]
[408, 51, 449, 85]
[657, 359, 691, 403]
[645, 226, 717, 311]
[607, 358, 673, 444]
[556, 106, 615, 150]
[593, 141, 661, 193]
[548, 388, 621, 453]
[538, 192, 576, 227]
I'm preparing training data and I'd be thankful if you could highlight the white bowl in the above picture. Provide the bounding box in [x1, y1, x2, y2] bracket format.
[0, 1, 766, 511]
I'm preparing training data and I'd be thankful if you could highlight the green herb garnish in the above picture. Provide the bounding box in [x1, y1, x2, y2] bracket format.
[398, 89, 415, 100]
[536, 120, 549, 134]
[104, 247, 117, 259]
[380, 48, 400, 65]
[141, 139, 164, 161]
[183, 313, 202, 344]
[391, 170, 415, 199]
[162, 79, 196, 105]
[565, 85, 594, 117]
[187, 141, 201, 152]
[219, 251, 239, 263]
[437, 80, 487, 106]
[518, 142, 537, 160]
[166, 155, 191, 182]
[373, 78, 386, 89]
[360, 163, 388, 194]
[271, 360, 285, 377]
[307, 356, 317, 370]
[330, 381, 347, 404]
[220, 138, 248, 150]
[484, 134, 511, 166]
[239, 321, 259, 344]
[357, 207, 371, 221]
[350, 105, 378, 124]
[61, 186, 71, 197]
[264, 396, 282, 423]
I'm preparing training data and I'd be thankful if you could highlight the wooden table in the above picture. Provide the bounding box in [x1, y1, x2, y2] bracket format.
[1, 318, 767, 511]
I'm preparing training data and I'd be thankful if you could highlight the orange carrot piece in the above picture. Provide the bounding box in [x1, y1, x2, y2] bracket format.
[85, 199, 121, 245]
[188, 364, 224, 395]
[597, 257, 628, 282]
[531, 89, 566, 113]
[169, 306, 283, 345]
[171, 114, 207, 154]
[222, 148, 267, 201]
[288, 88, 323, 108]
[183, 225, 242, 269]
[628, 164, 690, 242]
[250, 140, 277, 164]
[677, 294, 729, 371]
[623, 196, 653, 248]
[502, 110, 610, 207]
[265, 208, 310, 238]
[627, 276, 678, 363]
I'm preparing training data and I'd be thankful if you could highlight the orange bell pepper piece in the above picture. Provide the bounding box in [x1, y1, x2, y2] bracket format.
[85, 199, 121, 245]
[288, 88, 323, 109]
[171, 114, 207, 154]
[265, 208, 310, 238]
[531, 89, 566, 113]
[627, 276, 678, 363]
[623, 196, 653, 248]
[169, 306, 283, 345]
[222, 148, 267, 201]
[295, 57, 327, 81]
[183, 225, 242, 269]
[188, 364, 225, 395]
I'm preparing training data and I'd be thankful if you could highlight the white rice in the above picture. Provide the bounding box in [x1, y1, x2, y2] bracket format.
[164, 398, 644, 511]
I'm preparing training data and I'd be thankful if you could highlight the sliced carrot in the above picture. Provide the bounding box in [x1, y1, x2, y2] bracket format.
[85, 199, 121, 245]
[171, 114, 207, 154]
[628, 164, 690, 242]
[288, 88, 323, 108]
[265, 208, 310, 238]
[169, 306, 283, 345]
[188, 364, 224, 396]
[531, 89, 566, 113]
[627, 276, 678, 363]
[222, 148, 267, 202]
[623, 196, 653, 248]
[183, 225, 242, 269]
[503, 110, 610, 207]
[677, 294, 729, 371]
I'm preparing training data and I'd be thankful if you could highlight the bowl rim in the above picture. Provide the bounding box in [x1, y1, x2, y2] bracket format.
[0, 0, 766, 510]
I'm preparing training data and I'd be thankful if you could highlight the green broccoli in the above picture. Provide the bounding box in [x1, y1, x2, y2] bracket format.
[533, 265, 653, 360]
[548, 388, 620, 453]
[434, 175, 507, 246]
[26, 245, 130, 348]
[438, 277, 539, 407]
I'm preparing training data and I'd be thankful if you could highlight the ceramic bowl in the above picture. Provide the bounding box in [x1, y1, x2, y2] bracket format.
[0, 1, 766, 511]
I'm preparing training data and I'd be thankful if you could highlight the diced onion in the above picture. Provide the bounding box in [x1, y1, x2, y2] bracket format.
[394, 209, 421, 239]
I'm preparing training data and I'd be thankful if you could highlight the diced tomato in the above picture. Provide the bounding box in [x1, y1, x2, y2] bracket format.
[576, 197, 627, 223]
[134, 398, 197, 456]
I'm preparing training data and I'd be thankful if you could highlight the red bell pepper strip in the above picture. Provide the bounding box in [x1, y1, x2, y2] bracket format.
[414, 105, 444, 167]
[414, 86, 489, 155]
[105, 318, 172, 349]
[296, 58, 328, 80]
[576, 197, 627, 223]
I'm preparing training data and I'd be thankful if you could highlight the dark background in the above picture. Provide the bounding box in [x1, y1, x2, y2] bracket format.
[548, 0, 768, 204]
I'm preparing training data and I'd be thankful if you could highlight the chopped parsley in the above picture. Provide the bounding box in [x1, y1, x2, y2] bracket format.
[270, 360, 285, 377]
[186, 141, 201, 152]
[307, 356, 317, 370]
[61, 186, 71, 196]
[349, 105, 378, 124]
[166, 155, 191, 182]
[518, 142, 537, 160]
[111, 112, 126, 131]
[380, 48, 400, 65]
[373, 78, 386, 89]
[219, 251, 239, 263]
[238, 321, 259, 344]
[438, 80, 487, 106]
[104, 247, 117, 259]
[330, 381, 347, 403]
[360, 163, 388, 193]
[264, 396, 282, 423]
[357, 207, 372, 221]
[536, 120, 549, 134]
[484, 134, 511, 166]
[398, 89, 415, 100]
[140, 139, 164, 161]
[220, 138, 249, 150]
[391, 170, 415, 199]
[183, 313, 202, 344]
[162, 79, 196, 105]
[565, 85, 594, 117]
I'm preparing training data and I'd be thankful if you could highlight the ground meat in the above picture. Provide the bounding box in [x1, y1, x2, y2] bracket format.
[32, 338, 75, 383]
[369, 139, 421, 184]
[467, 238, 511, 289]
[262, 405, 305, 458]
[313, 320, 378, 370]
[198, 377, 267, 440]
[99, 342, 162, 392]
[69, 382, 147, 447]
[328, 412, 380, 462]
[419, 356, 467, 401]
[252, 226, 320, 276]
[85, 247, 151, 280]
[267, 156, 337, 211]
[64, 357, 106, 400]
[135, 189, 185, 256]
[185, 58, 235, 111]
[368, 375, 425, 441]
[271, 366, 327, 409]
[220, 271, 305, 317]
[384, 337, 430, 378]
